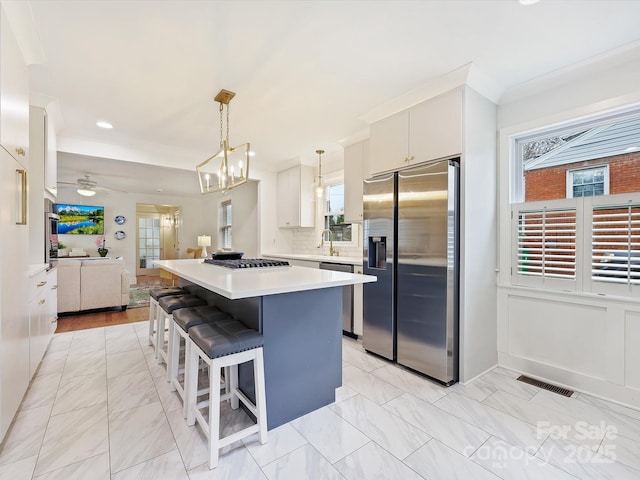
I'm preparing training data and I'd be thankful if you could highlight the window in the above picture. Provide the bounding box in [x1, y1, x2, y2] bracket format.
[138, 216, 161, 269]
[567, 165, 609, 198]
[322, 183, 354, 244]
[511, 110, 640, 297]
[220, 200, 232, 250]
[516, 114, 640, 203]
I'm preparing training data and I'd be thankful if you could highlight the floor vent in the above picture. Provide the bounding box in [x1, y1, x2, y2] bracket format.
[517, 375, 574, 397]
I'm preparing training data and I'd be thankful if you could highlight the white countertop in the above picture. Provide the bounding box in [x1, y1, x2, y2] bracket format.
[154, 259, 375, 300]
[29, 263, 49, 277]
[263, 252, 364, 266]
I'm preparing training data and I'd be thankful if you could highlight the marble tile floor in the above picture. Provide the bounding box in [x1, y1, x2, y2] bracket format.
[1, 324, 640, 479]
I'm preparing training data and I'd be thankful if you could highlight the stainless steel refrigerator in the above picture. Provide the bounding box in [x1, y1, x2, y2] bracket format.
[363, 158, 459, 385]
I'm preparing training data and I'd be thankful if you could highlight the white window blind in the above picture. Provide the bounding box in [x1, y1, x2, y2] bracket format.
[592, 204, 640, 286]
[220, 200, 232, 250]
[513, 202, 578, 288]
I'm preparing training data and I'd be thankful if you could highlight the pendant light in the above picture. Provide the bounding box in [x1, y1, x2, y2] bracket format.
[315, 149, 325, 197]
[196, 89, 250, 194]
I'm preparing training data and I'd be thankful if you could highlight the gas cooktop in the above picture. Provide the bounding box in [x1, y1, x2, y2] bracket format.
[203, 258, 290, 269]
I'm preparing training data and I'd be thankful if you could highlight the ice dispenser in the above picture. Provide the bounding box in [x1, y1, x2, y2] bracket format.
[368, 236, 387, 269]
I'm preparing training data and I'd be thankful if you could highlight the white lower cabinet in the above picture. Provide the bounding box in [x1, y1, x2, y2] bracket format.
[28, 270, 49, 378]
[27, 268, 58, 378]
[47, 268, 58, 334]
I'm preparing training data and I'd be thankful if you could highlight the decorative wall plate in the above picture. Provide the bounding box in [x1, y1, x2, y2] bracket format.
[114, 215, 126, 225]
[114, 230, 126, 240]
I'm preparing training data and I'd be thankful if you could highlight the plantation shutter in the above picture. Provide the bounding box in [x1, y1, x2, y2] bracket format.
[591, 204, 640, 287]
[512, 202, 578, 289]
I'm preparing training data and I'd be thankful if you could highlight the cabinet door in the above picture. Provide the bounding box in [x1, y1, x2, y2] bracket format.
[0, 150, 30, 440]
[47, 269, 58, 336]
[277, 169, 293, 227]
[0, 7, 29, 167]
[409, 89, 463, 164]
[298, 165, 315, 228]
[367, 110, 409, 177]
[29, 293, 47, 378]
[344, 140, 366, 223]
[277, 166, 315, 228]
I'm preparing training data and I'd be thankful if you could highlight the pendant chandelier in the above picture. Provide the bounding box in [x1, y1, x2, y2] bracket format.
[196, 89, 250, 194]
[315, 149, 325, 197]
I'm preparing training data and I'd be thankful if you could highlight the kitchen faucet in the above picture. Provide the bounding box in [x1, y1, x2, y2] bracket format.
[320, 229, 335, 256]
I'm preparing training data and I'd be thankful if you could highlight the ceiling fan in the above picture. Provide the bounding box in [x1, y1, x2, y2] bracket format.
[58, 175, 120, 197]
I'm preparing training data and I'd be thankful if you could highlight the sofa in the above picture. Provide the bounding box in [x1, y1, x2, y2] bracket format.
[57, 258, 130, 313]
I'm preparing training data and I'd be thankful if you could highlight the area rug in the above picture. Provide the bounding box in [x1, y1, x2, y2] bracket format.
[128, 286, 151, 308]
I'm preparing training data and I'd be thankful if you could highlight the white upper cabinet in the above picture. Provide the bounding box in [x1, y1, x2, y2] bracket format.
[367, 89, 463, 177]
[277, 165, 315, 228]
[0, 6, 29, 168]
[409, 88, 462, 164]
[344, 139, 368, 223]
[369, 110, 409, 176]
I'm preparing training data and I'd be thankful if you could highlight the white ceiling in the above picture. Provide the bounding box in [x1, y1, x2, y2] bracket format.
[8, 0, 640, 193]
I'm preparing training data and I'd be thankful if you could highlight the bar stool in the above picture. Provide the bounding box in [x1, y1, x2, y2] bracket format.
[148, 287, 185, 348]
[186, 319, 267, 469]
[168, 305, 232, 415]
[156, 294, 207, 367]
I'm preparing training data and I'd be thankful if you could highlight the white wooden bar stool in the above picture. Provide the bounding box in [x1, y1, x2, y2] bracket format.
[156, 294, 206, 367]
[148, 287, 184, 348]
[168, 305, 232, 415]
[186, 319, 267, 469]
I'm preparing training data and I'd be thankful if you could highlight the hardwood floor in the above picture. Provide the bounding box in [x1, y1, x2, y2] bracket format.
[55, 275, 163, 333]
[55, 307, 150, 333]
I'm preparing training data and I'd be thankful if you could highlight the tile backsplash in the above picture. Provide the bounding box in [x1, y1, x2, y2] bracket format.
[291, 227, 362, 257]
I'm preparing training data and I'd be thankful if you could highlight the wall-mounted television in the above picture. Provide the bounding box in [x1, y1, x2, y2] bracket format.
[56, 204, 105, 235]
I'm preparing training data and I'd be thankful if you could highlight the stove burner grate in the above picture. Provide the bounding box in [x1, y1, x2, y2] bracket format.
[204, 258, 290, 269]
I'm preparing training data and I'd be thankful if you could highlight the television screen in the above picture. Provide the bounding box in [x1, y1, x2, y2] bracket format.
[57, 204, 105, 234]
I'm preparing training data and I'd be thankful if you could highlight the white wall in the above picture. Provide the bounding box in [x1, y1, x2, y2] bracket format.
[459, 86, 498, 383]
[496, 47, 640, 407]
[57, 190, 211, 282]
[202, 180, 260, 257]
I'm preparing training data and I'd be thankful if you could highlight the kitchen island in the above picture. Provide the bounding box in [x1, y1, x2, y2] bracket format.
[154, 259, 375, 429]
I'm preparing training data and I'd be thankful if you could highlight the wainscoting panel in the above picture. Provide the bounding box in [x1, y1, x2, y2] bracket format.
[626, 311, 640, 390]
[507, 295, 607, 379]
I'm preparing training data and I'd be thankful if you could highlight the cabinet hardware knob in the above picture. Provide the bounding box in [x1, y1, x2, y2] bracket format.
[37, 281, 47, 287]
[38, 299, 46, 305]
[51, 285, 58, 290]
[15, 147, 25, 156]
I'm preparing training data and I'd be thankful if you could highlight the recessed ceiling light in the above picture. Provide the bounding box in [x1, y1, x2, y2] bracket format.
[96, 121, 113, 129]
[518, 0, 540, 5]
[249, 151, 256, 157]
